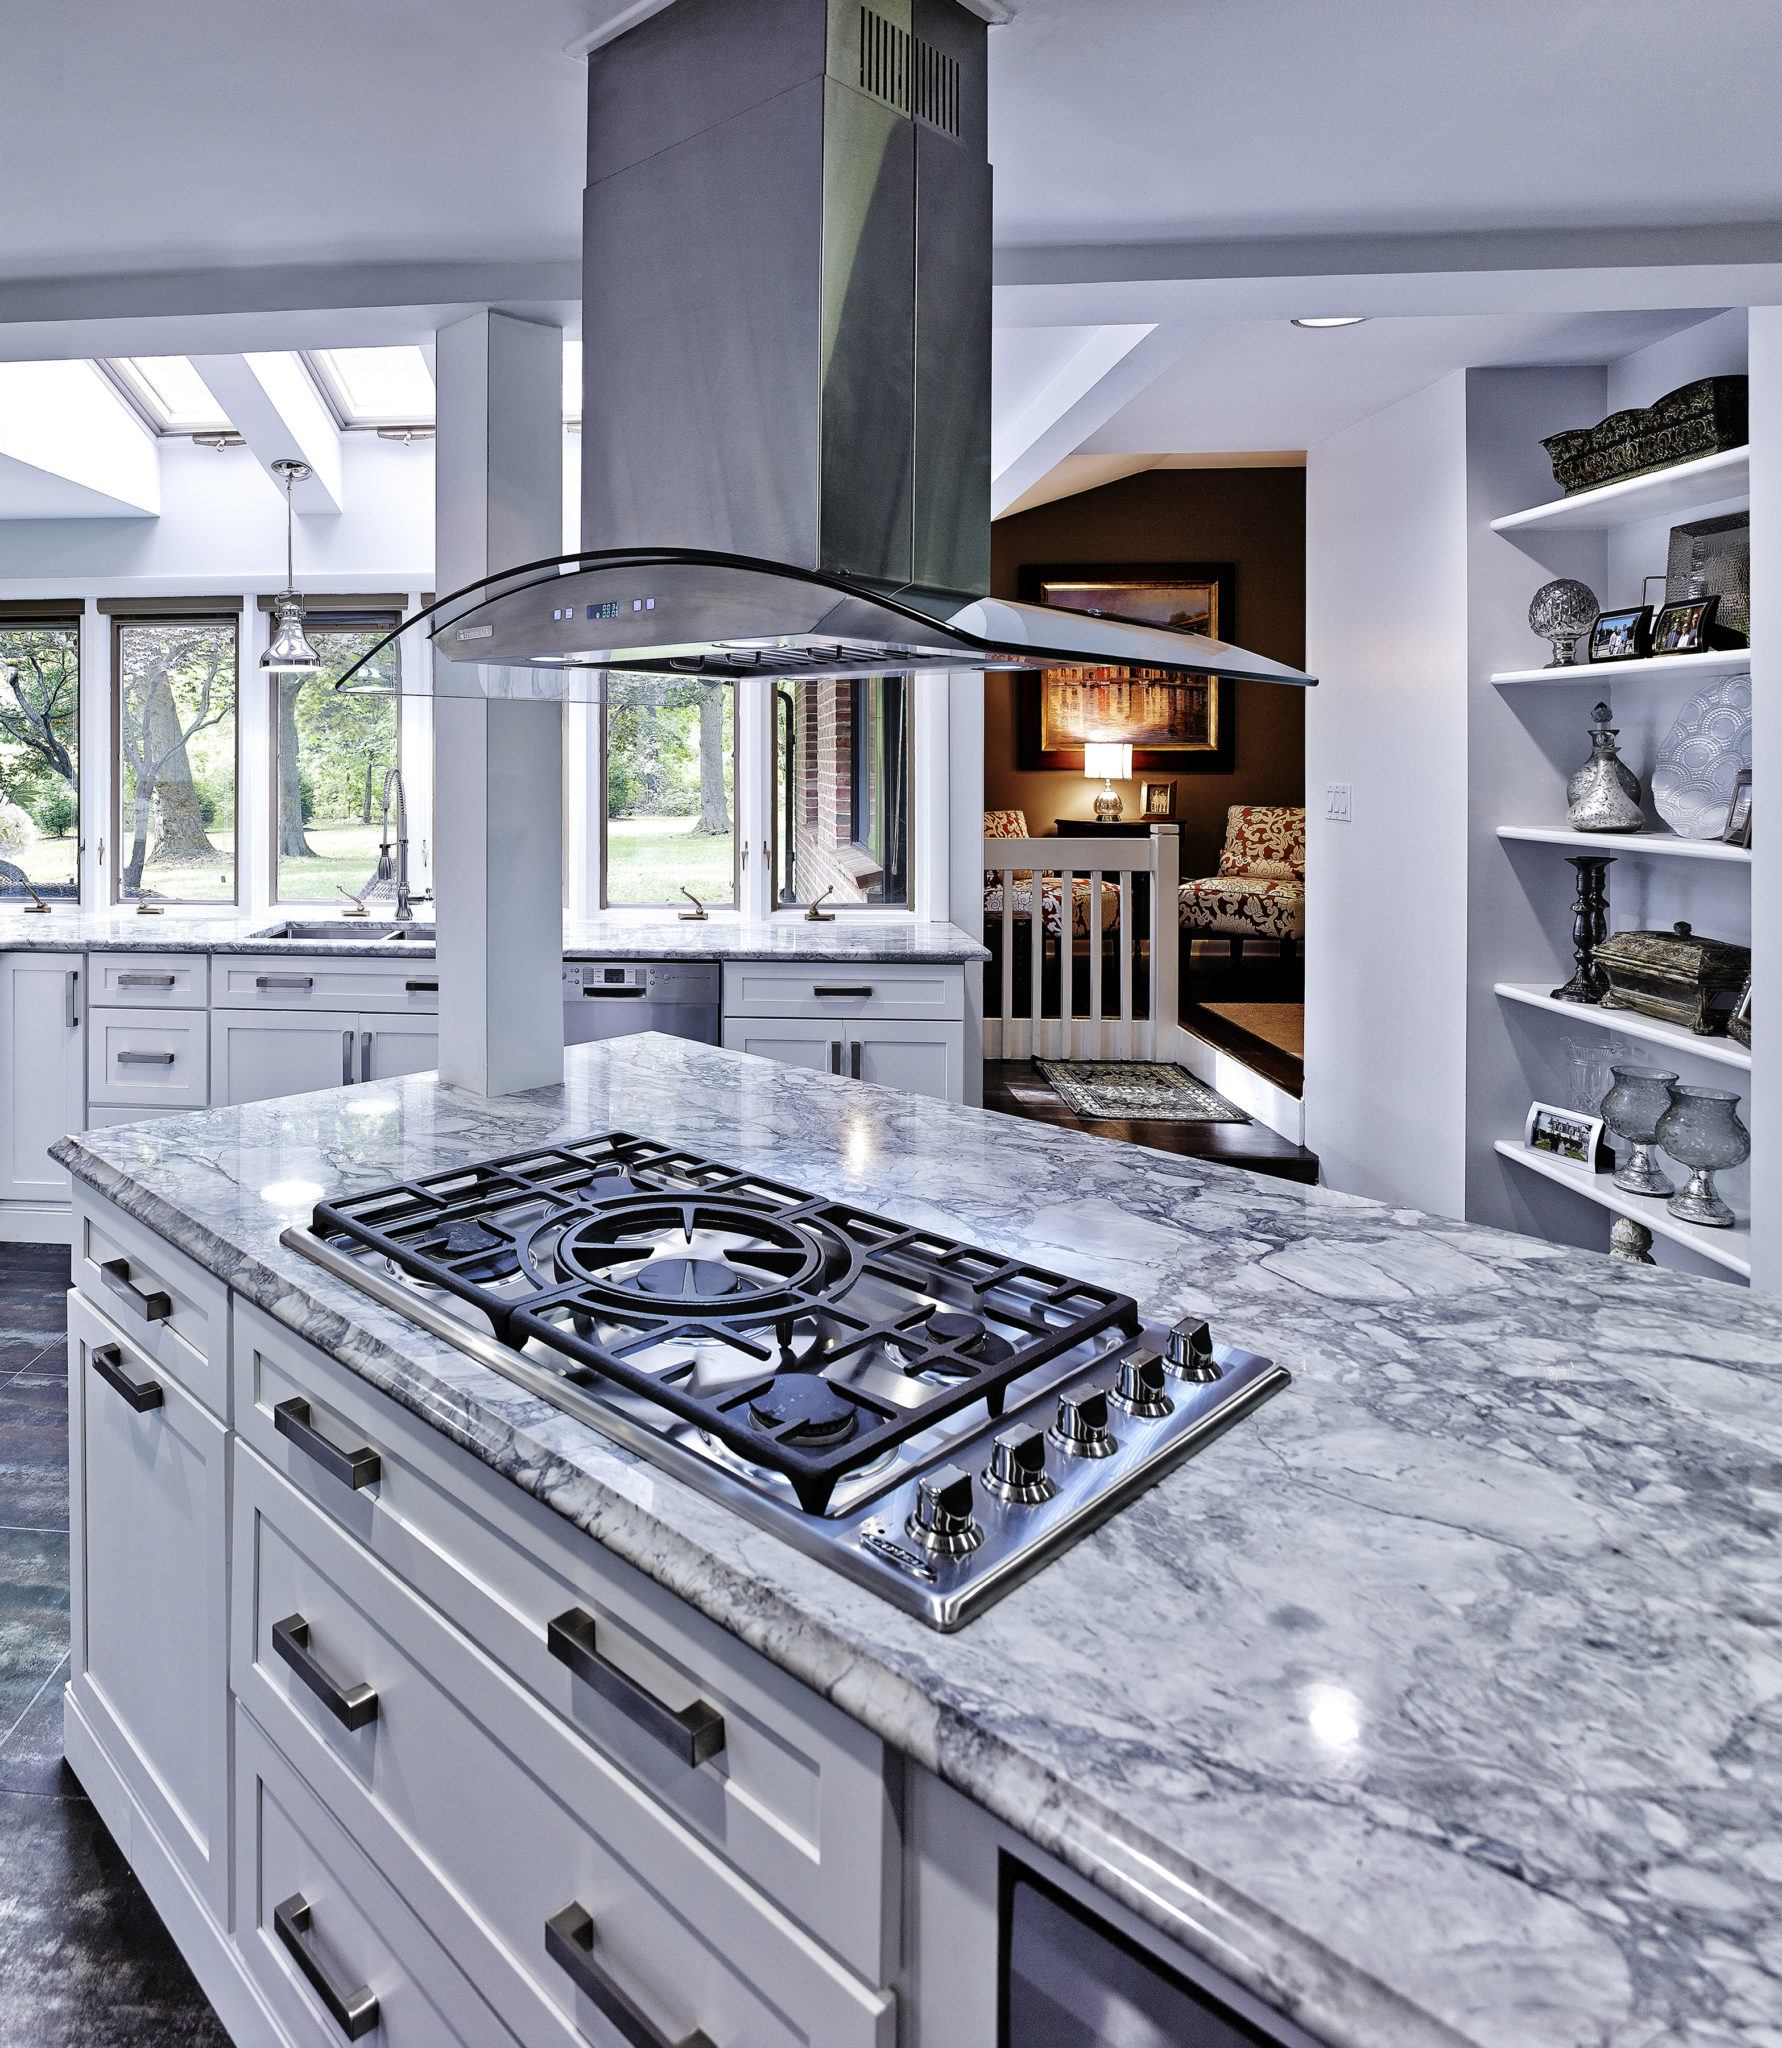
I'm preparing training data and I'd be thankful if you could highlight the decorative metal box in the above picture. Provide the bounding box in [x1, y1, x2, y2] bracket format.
[1542, 377, 1748, 496]
[1596, 921, 1751, 1035]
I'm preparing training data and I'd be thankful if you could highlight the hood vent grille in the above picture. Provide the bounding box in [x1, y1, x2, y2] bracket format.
[914, 36, 961, 135]
[858, 7, 911, 112]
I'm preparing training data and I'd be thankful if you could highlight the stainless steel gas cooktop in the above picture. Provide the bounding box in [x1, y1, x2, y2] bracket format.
[282, 1134, 1288, 1629]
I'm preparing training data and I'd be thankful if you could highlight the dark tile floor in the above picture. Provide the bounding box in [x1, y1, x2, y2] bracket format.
[0, 1245, 229, 2048]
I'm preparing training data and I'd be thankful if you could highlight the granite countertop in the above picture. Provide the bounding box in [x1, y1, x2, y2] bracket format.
[51, 1037, 1782, 2048]
[0, 905, 986, 963]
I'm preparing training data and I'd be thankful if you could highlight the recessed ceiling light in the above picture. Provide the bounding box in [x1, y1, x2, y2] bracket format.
[1290, 316, 1369, 329]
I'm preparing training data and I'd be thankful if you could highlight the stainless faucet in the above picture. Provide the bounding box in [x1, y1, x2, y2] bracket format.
[373, 768, 431, 923]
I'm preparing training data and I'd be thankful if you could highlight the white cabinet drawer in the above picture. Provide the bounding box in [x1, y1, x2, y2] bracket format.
[211, 953, 441, 1015]
[235, 1708, 511, 2048]
[90, 952, 208, 1009]
[235, 1449, 895, 2048]
[234, 1301, 895, 1984]
[74, 1193, 227, 1415]
[87, 1006, 209, 1109]
[723, 961, 963, 1021]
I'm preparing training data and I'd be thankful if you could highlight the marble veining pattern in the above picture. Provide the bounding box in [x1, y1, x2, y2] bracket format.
[0, 906, 987, 963]
[49, 1036, 1782, 2048]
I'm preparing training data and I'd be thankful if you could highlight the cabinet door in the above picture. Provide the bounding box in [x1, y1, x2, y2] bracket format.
[847, 1018, 966, 1103]
[210, 1008, 359, 1107]
[0, 951, 85, 1202]
[360, 1017, 439, 1084]
[68, 1291, 230, 1917]
[721, 1015, 844, 1075]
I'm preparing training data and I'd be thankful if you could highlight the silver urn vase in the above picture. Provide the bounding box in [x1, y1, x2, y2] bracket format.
[1566, 703, 1644, 833]
[1528, 578, 1598, 667]
[1655, 1082, 1750, 1229]
[1598, 1063, 1678, 1197]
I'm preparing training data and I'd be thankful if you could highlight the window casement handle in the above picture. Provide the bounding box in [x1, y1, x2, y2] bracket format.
[272, 1614, 379, 1731]
[91, 1341, 163, 1413]
[98, 1256, 172, 1323]
[545, 1903, 712, 2048]
[273, 1893, 380, 2040]
[546, 1607, 725, 1767]
[274, 1397, 381, 1491]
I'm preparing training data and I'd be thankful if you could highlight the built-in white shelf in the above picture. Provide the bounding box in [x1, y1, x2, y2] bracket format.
[1490, 447, 1749, 536]
[1491, 649, 1754, 687]
[1495, 1139, 1751, 1278]
[1497, 824, 1752, 865]
[1494, 982, 1751, 1072]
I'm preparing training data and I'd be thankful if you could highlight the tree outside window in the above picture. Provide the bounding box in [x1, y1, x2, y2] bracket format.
[603, 677, 735, 907]
[115, 619, 238, 902]
[273, 627, 400, 903]
[0, 623, 80, 901]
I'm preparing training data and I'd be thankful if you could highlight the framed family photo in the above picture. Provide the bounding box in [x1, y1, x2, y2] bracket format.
[1015, 562, 1238, 772]
[1524, 1100, 1614, 1172]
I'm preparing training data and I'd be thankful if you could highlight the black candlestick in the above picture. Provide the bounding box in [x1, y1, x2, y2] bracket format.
[1551, 854, 1614, 1003]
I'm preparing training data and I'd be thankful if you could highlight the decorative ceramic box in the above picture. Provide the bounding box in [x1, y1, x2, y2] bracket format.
[1596, 920, 1751, 1036]
[1542, 377, 1748, 496]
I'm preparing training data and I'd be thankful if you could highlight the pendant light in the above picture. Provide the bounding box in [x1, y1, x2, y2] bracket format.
[260, 458, 324, 674]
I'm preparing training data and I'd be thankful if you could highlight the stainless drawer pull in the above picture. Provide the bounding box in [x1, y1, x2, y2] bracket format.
[116, 1049, 177, 1066]
[274, 1397, 381, 1490]
[90, 1342, 163, 1413]
[272, 1614, 379, 1731]
[98, 1256, 172, 1323]
[255, 973, 314, 990]
[849, 1040, 862, 1079]
[117, 972, 177, 988]
[828, 1039, 842, 1076]
[547, 1608, 725, 1768]
[403, 979, 438, 994]
[273, 1893, 380, 2040]
[813, 983, 873, 999]
[546, 1903, 712, 2048]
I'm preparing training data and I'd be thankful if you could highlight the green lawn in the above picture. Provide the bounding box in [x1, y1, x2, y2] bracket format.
[607, 814, 735, 908]
[276, 820, 388, 902]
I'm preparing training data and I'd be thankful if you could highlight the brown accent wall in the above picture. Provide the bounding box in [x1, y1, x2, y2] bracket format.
[987, 467, 1306, 880]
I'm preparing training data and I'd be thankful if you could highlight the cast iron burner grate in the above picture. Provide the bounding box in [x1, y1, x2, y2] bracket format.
[309, 1133, 1141, 1511]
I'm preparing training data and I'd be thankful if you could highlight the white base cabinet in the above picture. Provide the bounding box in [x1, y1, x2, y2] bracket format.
[722, 963, 967, 1103]
[0, 950, 85, 1231]
[210, 1010, 441, 1106]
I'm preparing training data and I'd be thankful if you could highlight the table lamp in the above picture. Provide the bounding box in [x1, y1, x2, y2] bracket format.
[1084, 742, 1133, 823]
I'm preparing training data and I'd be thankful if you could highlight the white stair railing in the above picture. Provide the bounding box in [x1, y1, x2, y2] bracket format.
[983, 824, 1178, 1061]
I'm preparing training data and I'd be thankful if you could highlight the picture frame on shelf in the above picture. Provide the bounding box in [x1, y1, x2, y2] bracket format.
[1525, 1101, 1614, 1173]
[1720, 767, 1753, 847]
[1651, 593, 1720, 656]
[1139, 779, 1177, 820]
[1587, 605, 1653, 663]
[1729, 974, 1752, 1049]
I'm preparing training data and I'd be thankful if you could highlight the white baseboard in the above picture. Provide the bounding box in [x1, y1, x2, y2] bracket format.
[0, 1201, 73, 1245]
[1171, 1023, 1306, 1148]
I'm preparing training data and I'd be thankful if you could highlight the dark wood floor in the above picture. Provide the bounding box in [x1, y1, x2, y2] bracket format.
[0, 1245, 228, 2048]
[983, 1062, 1320, 1184]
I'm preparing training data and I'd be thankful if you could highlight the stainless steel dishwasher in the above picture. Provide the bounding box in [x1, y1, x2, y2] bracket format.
[561, 961, 722, 1046]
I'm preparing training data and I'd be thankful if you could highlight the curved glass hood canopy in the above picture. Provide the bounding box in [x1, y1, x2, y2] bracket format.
[334, 547, 1316, 698]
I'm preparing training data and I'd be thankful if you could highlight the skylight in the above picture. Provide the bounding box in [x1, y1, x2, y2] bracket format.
[564, 340, 581, 427]
[308, 346, 436, 428]
[105, 356, 232, 434]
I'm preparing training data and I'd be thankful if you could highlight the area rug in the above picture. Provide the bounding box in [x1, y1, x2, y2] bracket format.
[1199, 1001, 1305, 1060]
[1034, 1060, 1249, 1124]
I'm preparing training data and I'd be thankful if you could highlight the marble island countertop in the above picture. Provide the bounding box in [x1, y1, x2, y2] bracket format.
[0, 905, 987, 962]
[50, 1037, 1782, 2048]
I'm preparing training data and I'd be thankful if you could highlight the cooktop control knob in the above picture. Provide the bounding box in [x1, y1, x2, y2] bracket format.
[906, 1465, 984, 1556]
[1049, 1387, 1117, 1458]
[983, 1425, 1056, 1504]
[1111, 1349, 1173, 1419]
[1163, 1318, 1222, 1383]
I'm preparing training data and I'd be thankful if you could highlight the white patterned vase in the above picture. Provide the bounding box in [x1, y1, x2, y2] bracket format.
[1651, 671, 1752, 839]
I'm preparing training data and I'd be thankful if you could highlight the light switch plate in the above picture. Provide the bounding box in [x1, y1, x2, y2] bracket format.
[1325, 782, 1352, 822]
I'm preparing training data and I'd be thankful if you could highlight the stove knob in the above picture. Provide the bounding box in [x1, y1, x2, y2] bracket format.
[906, 1464, 984, 1556]
[1111, 1349, 1173, 1419]
[983, 1424, 1056, 1504]
[1163, 1318, 1221, 1383]
[1049, 1387, 1117, 1458]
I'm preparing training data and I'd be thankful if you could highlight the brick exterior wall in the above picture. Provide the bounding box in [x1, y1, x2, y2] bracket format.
[791, 680, 885, 906]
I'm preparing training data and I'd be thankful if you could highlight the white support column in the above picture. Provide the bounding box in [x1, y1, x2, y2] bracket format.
[79, 600, 110, 907]
[398, 591, 435, 900]
[432, 311, 564, 1097]
[735, 687, 774, 921]
[945, 669, 985, 1104]
[236, 599, 270, 911]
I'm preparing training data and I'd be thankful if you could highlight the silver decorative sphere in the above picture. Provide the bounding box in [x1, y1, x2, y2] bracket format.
[1529, 578, 1599, 667]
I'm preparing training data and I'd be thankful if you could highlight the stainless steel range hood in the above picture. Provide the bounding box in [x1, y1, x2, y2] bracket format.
[351, 0, 1313, 696]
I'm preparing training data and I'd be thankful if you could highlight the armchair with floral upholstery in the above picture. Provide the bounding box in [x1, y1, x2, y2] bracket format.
[1178, 805, 1305, 958]
[983, 809, 1120, 937]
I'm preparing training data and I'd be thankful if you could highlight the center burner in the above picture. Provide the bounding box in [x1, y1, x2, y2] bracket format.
[284, 1131, 1290, 1628]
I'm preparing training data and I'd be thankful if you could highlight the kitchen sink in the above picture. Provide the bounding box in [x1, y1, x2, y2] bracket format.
[249, 921, 436, 943]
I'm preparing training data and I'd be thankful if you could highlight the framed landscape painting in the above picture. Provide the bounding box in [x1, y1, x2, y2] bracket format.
[1014, 562, 1237, 772]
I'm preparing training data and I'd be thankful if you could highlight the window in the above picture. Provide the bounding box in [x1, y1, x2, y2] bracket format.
[114, 618, 239, 903]
[306, 346, 436, 429]
[103, 357, 232, 434]
[0, 620, 80, 901]
[272, 625, 401, 903]
[602, 677, 736, 909]
[774, 677, 910, 908]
